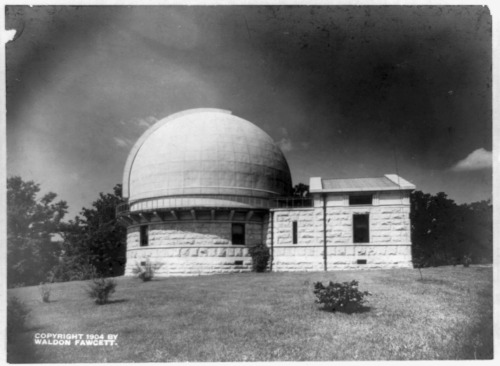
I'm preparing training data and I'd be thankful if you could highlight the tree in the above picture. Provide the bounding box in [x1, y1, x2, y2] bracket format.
[7, 176, 68, 287]
[80, 184, 127, 277]
[459, 200, 493, 263]
[410, 191, 463, 266]
[410, 190, 493, 267]
[55, 184, 126, 280]
[49, 217, 96, 282]
[293, 183, 310, 197]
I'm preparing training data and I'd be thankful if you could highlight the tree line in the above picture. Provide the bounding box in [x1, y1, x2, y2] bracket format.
[410, 191, 492, 266]
[7, 177, 126, 287]
[6, 177, 493, 287]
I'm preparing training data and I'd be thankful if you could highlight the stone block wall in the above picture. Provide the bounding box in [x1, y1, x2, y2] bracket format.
[126, 247, 253, 276]
[324, 205, 411, 245]
[124, 190, 413, 275]
[127, 221, 262, 249]
[273, 209, 322, 245]
[268, 200, 412, 271]
[125, 221, 261, 276]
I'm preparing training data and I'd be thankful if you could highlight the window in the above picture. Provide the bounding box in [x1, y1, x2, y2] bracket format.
[232, 223, 245, 245]
[349, 195, 373, 205]
[353, 214, 369, 243]
[292, 221, 298, 244]
[140, 225, 149, 246]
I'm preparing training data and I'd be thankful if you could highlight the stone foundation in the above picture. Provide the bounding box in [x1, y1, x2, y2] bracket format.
[271, 244, 412, 272]
[125, 246, 252, 276]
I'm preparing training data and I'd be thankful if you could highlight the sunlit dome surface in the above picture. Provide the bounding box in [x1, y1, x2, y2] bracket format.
[123, 108, 292, 202]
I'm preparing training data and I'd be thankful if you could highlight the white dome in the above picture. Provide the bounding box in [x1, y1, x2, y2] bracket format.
[123, 109, 292, 204]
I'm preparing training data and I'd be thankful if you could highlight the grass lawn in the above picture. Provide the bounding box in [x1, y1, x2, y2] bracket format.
[7, 266, 493, 362]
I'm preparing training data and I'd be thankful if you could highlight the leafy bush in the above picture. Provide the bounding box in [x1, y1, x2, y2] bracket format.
[132, 259, 163, 281]
[463, 254, 472, 268]
[86, 277, 117, 305]
[313, 280, 371, 313]
[39, 283, 51, 303]
[248, 244, 270, 272]
[7, 296, 31, 339]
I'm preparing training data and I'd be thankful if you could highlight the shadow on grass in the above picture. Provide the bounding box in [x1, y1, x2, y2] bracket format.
[105, 298, 129, 305]
[318, 305, 372, 315]
[41, 299, 59, 304]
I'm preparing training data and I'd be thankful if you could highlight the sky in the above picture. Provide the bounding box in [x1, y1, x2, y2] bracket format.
[5, 4, 493, 219]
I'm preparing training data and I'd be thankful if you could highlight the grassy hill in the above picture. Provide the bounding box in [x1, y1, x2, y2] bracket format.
[7, 266, 493, 362]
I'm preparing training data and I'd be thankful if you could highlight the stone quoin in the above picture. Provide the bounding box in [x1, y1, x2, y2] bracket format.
[117, 108, 415, 276]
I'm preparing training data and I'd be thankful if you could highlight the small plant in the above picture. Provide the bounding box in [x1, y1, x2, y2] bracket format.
[313, 280, 371, 313]
[7, 296, 31, 339]
[413, 252, 429, 280]
[248, 244, 270, 272]
[463, 254, 472, 268]
[38, 282, 51, 303]
[132, 259, 163, 281]
[86, 277, 117, 305]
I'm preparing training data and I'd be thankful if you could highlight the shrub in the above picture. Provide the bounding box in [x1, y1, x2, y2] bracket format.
[38, 282, 51, 303]
[7, 296, 31, 339]
[313, 280, 371, 313]
[132, 259, 163, 281]
[86, 277, 116, 305]
[248, 244, 270, 272]
[463, 254, 472, 268]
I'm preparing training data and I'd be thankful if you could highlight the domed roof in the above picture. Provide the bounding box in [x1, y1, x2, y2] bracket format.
[123, 109, 292, 203]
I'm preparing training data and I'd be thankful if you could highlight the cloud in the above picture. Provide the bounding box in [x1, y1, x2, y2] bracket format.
[450, 148, 492, 171]
[278, 138, 293, 152]
[137, 116, 157, 129]
[113, 137, 133, 148]
[277, 127, 293, 152]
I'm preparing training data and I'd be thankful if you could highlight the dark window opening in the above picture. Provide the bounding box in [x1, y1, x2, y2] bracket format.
[353, 214, 369, 243]
[140, 225, 149, 247]
[140, 261, 146, 266]
[357, 259, 367, 265]
[232, 223, 245, 245]
[292, 221, 298, 244]
[234, 260, 243, 265]
[349, 195, 373, 205]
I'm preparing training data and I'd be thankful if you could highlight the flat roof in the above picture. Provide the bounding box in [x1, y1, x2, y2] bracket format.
[310, 174, 415, 193]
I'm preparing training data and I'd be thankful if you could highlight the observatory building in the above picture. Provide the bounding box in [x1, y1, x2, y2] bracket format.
[117, 108, 415, 276]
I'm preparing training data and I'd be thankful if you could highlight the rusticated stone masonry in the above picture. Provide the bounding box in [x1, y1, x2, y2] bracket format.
[267, 198, 413, 271]
[124, 191, 414, 276]
[124, 221, 261, 276]
[127, 222, 262, 249]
